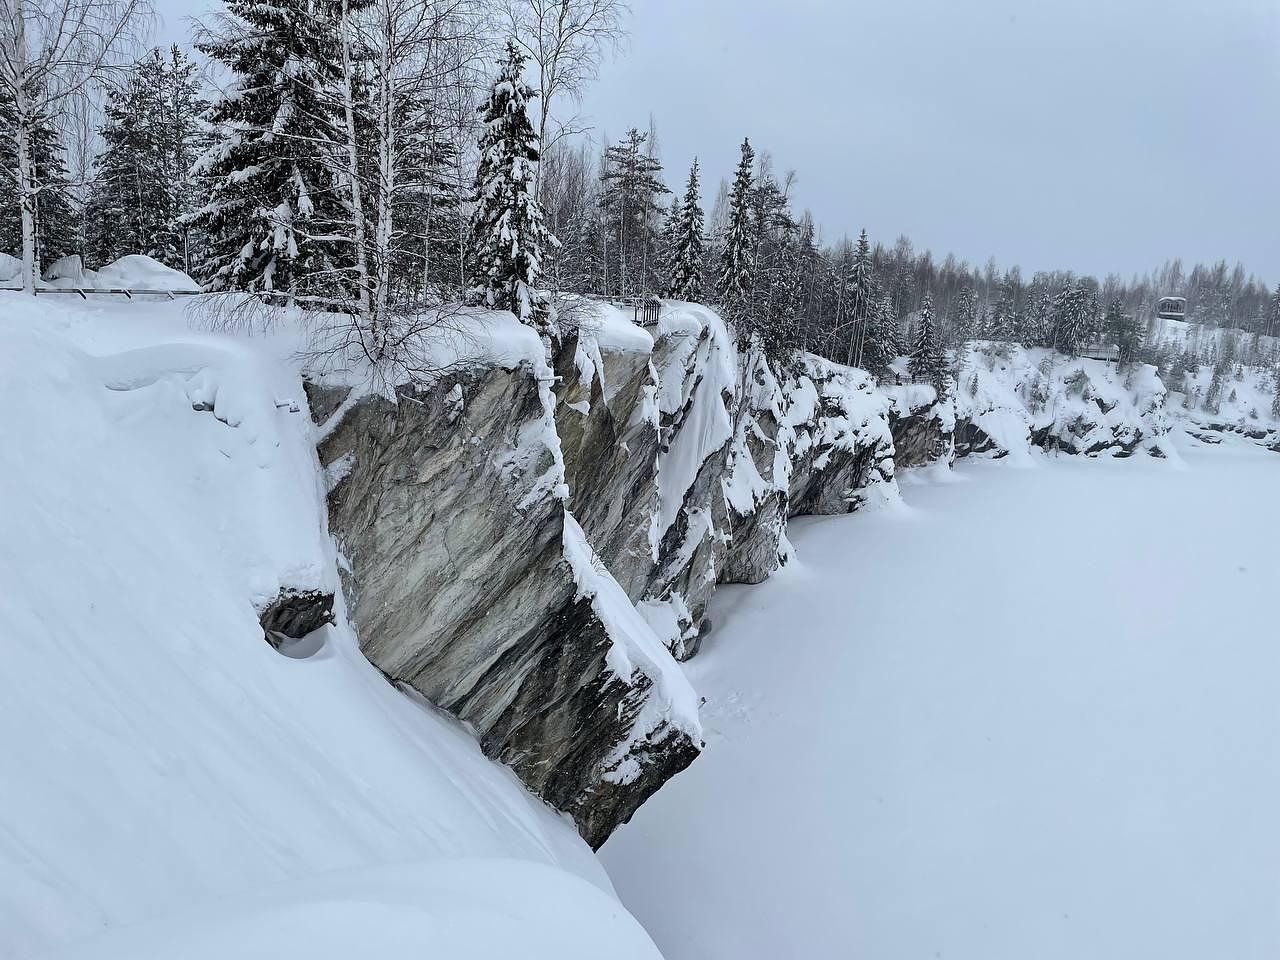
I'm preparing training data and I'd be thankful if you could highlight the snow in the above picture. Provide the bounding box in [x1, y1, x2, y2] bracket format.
[54, 860, 659, 960]
[6, 254, 202, 292]
[652, 302, 738, 535]
[0, 294, 660, 959]
[948, 342, 1173, 459]
[602, 437, 1280, 960]
[569, 300, 654, 405]
[562, 513, 702, 757]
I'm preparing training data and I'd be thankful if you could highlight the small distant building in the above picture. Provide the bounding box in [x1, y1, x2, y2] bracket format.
[1156, 296, 1187, 322]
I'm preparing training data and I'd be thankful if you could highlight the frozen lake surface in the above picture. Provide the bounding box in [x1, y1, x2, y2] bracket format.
[603, 440, 1280, 960]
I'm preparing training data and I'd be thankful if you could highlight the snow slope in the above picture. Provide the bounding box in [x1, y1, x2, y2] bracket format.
[0, 295, 660, 959]
[602, 435, 1280, 960]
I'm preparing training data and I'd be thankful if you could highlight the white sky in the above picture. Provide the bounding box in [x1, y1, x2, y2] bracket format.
[156, 0, 1280, 281]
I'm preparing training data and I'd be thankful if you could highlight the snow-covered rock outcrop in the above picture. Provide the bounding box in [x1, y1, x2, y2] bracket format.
[559, 303, 901, 660]
[953, 343, 1172, 459]
[884, 343, 1175, 468]
[317, 313, 700, 849]
[1167, 362, 1280, 452]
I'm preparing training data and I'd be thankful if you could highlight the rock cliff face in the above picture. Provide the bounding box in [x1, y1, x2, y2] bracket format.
[315, 316, 700, 849]
[312, 311, 1173, 848]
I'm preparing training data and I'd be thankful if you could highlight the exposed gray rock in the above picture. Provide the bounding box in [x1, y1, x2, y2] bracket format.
[552, 327, 660, 599]
[257, 588, 335, 649]
[785, 357, 897, 517]
[889, 411, 951, 468]
[952, 419, 1000, 458]
[318, 358, 699, 849]
[641, 315, 737, 659]
[719, 351, 790, 586]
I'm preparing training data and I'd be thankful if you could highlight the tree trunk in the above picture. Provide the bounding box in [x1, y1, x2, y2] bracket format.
[372, 21, 394, 328]
[338, 0, 377, 354]
[11, 0, 37, 294]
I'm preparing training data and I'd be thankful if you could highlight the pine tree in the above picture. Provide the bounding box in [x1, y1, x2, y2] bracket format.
[666, 157, 704, 301]
[394, 100, 466, 299]
[192, 0, 343, 296]
[1105, 297, 1144, 363]
[844, 228, 877, 366]
[861, 292, 900, 376]
[85, 47, 206, 270]
[1051, 280, 1091, 355]
[717, 137, 755, 314]
[909, 292, 947, 398]
[467, 42, 558, 330]
[0, 84, 77, 269]
[598, 128, 669, 297]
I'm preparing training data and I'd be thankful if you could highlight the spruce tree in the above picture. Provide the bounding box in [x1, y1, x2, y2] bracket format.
[1266, 283, 1280, 339]
[861, 293, 900, 376]
[717, 137, 755, 314]
[991, 272, 1018, 341]
[192, 0, 343, 296]
[395, 100, 465, 298]
[658, 194, 679, 292]
[667, 157, 704, 302]
[467, 42, 558, 331]
[86, 48, 206, 270]
[951, 283, 978, 345]
[1051, 280, 1092, 355]
[598, 128, 669, 296]
[1105, 297, 1144, 363]
[844, 228, 877, 366]
[909, 292, 947, 398]
[0, 85, 77, 270]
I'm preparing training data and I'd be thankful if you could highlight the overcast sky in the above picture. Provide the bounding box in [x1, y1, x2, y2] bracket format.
[160, 0, 1279, 281]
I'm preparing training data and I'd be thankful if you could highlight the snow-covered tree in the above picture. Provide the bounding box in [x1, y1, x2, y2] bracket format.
[84, 47, 205, 270]
[842, 228, 877, 367]
[716, 136, 754, 313]
[598, 127, 668, 296]
[0, 84, 76, 267]
[667, 157, 704, 302]
[950, 282, 978, 345]
[467, 41, 558, 331]
[1104, 297, 1143, 364]
[192, 0, 343, 297]
[990, 271, 1019, 341]
[861, 292, 899, 377]
[909, 292, 947, 398]
[1051, 280, 1093, 355]
[0, 0, 151, 292]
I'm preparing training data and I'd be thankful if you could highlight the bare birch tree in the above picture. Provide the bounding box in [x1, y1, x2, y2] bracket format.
[0, 0, 150, 293]
[331, 0, 488, 364]
[498, 0, 627, 161]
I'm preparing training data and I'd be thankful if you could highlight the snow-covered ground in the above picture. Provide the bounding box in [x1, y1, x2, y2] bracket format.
[602, 436, 1280, 960]
[0, 293, 660, 959]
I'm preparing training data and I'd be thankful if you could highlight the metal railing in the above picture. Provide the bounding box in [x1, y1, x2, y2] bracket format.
[0, 287, 203, 300]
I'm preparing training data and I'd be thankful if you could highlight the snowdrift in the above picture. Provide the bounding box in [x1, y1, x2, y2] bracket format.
[0, 299, 659, 959]
[0, 254, 200, 292]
